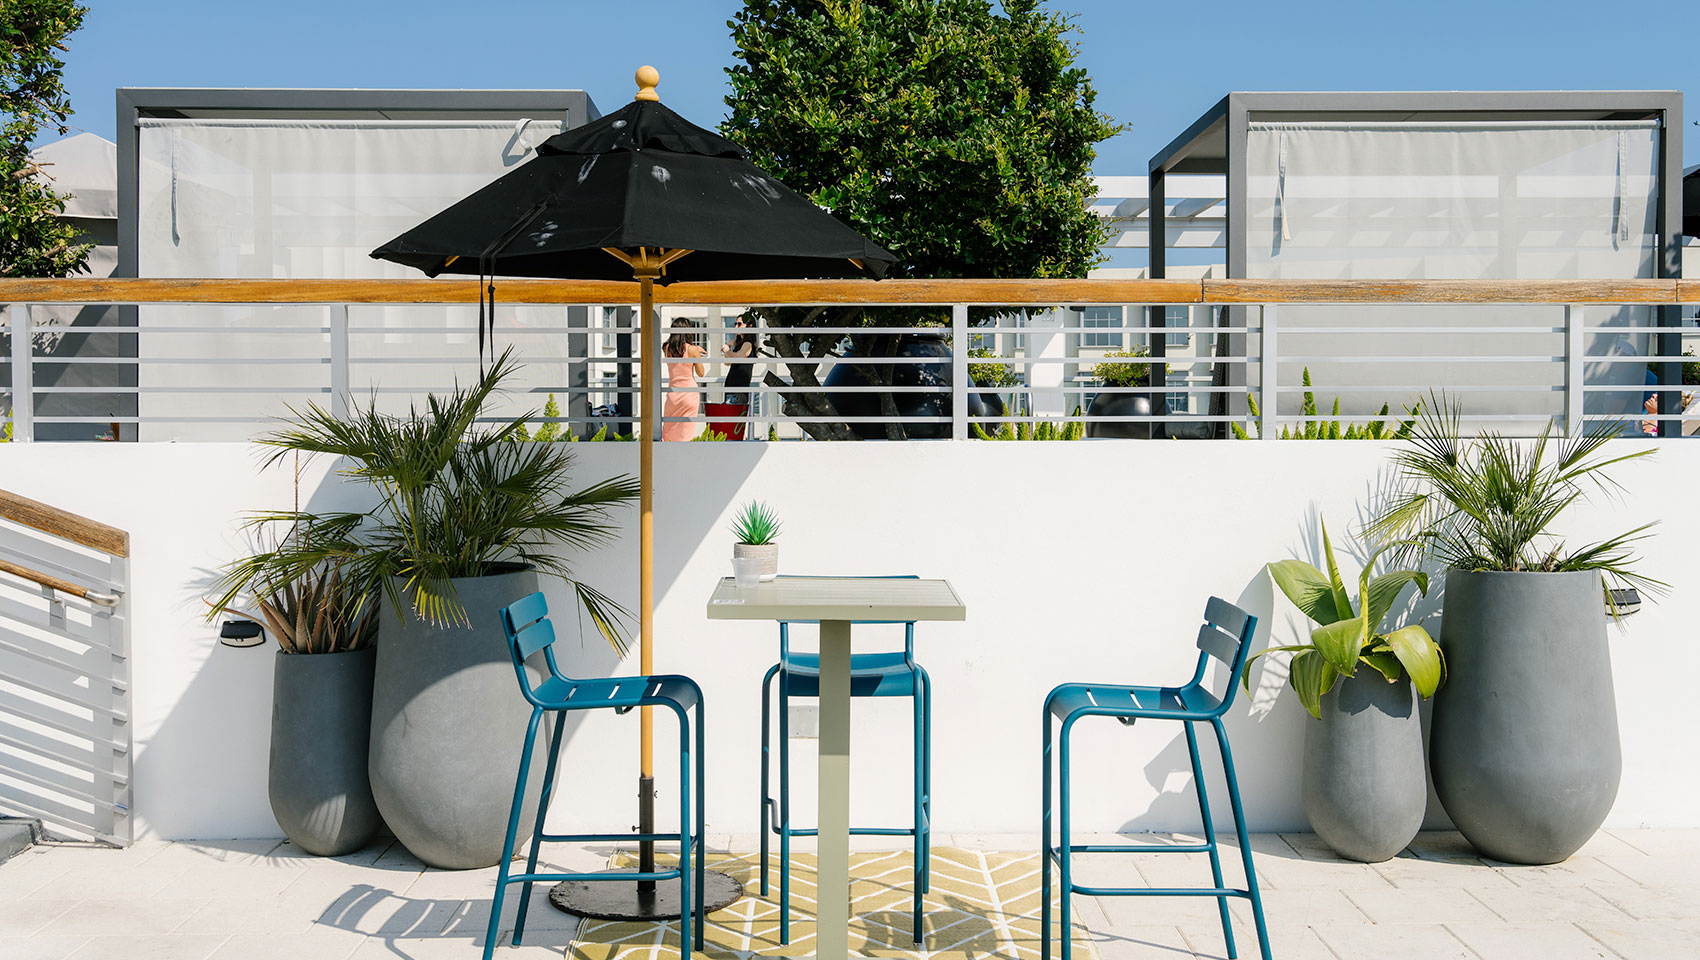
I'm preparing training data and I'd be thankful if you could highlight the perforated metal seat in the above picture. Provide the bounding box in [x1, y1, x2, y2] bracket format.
[1041, 597, 1272, 960]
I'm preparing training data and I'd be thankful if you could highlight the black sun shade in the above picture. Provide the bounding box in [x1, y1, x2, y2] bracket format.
[370, 97, 895, 284]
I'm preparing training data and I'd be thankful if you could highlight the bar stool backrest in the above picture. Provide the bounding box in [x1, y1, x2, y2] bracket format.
[499, 590, 567, 706]
[1188, 597, 1259, 716]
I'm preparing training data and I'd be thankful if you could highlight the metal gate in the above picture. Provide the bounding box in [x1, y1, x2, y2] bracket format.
[0, 489, 131, 845]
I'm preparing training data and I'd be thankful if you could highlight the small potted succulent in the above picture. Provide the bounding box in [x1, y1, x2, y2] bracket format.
[731, 500, 781, 581]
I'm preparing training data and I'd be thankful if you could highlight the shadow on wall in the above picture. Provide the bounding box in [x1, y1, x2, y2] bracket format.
[138, 440, 770, 840]
[1115, 481, 1461, 837]
[1111, 571, 1291, 834]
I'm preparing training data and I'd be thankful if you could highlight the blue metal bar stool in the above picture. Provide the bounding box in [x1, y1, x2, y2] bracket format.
[484, 591, 707, 960]
[758, 575, 931, 945]
[1041, 597, 1271, 960]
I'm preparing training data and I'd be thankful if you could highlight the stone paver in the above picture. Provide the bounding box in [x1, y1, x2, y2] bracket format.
[0, 830, 1696, 958]
[1445, 921, 1618, 959]
[1313, 921, 1477, 959]
[1343, 885, 1501, 924]
[1578, 918, 1700, 960]
[0, 936, 90, 960]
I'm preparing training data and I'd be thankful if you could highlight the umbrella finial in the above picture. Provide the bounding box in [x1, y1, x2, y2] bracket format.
[634, 65, 661, 102]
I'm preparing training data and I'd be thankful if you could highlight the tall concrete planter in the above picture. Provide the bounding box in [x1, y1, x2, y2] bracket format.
[1302, 672, 1426, 862]
[369, 565, 550, 869]
[269, 646, 382, 856]
[1431, 569, 1620, 864]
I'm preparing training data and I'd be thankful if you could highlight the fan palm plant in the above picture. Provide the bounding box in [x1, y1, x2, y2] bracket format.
[212, 349, 640, 653]
[1367, 394, 1660, 593]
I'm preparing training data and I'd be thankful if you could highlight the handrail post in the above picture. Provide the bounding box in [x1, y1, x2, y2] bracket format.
[9, 303, 34, 442]
[951, 303, 969, 440]
[1259, 304, 1276, 441]
[1564, 305, 1583, 437]
[329, 304, 350, 420]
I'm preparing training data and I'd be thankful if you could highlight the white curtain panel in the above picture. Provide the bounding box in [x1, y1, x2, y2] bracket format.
[134, 119, 568, 439]
[1245, 121, 1661, 426]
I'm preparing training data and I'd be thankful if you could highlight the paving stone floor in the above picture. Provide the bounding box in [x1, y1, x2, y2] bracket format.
[1, 830, 1696, 959]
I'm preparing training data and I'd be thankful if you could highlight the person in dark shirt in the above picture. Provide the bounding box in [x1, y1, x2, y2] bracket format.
[723, 314, 758, 408]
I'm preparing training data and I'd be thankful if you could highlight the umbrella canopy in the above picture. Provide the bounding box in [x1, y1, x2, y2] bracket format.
[371, 91, 894, 281]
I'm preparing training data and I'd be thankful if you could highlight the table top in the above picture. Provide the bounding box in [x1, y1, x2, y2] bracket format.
[706, 576, 966, 623]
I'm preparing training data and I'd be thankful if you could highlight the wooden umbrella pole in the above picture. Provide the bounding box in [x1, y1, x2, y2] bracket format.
[606, 241, 692, 909]
[636, 267, 659, 895]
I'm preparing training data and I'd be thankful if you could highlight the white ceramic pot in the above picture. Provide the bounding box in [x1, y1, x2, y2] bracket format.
[733, 542, 778, 580]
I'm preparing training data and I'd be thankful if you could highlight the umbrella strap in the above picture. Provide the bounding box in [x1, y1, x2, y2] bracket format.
[474, 201, 549, 369]
[478, 258, 496, 372]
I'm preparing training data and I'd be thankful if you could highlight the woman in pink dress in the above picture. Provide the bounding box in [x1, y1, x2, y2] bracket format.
[661, 319, 707, 441]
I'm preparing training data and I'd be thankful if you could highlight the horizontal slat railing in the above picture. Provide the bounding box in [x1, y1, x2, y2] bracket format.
[0, 486, 132, 845]
[3, 277, 1696, 442]
[0, 276, 1696, 304]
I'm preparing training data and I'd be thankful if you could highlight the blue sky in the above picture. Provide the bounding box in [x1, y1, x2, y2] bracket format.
[49, 0, 1700, 173]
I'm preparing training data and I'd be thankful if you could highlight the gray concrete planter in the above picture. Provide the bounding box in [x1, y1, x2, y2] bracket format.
[269, 646, 382, 856]
[1302, 671, 1426, 862]
[1432, 569, 1621, 864]
[369, 565, 550, 869]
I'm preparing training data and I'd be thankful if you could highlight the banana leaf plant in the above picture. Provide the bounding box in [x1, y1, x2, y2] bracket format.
[1243, 518, 1445, 719]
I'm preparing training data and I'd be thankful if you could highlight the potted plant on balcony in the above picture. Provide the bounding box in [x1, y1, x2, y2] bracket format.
[1086, 347, 1152, 439]
[731, 499, 781, 581]
[1368, 397, 1658, 864]
[209, 550, 380, 856]
[246, 349, 639, 869]
[1245, 518, 1443, 862]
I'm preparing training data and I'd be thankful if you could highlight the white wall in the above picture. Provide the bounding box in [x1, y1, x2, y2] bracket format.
[1, 439, 1693, 842]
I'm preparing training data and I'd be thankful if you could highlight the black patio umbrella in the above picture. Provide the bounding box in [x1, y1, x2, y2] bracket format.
[371, 66, 894, 921]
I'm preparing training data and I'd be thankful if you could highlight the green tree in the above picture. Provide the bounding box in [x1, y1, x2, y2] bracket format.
[723, 0, 1120, 439]
[1, 0, 90, 279]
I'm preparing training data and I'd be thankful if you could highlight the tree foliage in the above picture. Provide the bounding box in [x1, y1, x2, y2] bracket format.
[722, 0, 1120, 438]
[1, 0, 91, 278]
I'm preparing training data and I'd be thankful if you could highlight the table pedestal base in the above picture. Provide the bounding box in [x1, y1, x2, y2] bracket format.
[548, 869, 743, 921]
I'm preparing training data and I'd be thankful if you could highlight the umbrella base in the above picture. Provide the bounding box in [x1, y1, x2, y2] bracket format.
[548, 869, 743, 921]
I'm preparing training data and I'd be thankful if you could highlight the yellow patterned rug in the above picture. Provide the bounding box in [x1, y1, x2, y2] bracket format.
[568, 848, 1097, 959]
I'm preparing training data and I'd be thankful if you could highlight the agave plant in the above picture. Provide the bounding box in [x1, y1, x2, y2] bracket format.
[213, 349, 640, 653]
[1245, 518, 1445, 719]
[1367, 394, 1660, 592]
[730, 500, 781, 545]
[211, 552, 377, 655]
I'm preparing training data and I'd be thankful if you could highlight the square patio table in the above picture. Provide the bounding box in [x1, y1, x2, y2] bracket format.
[707, 575, 966, 959]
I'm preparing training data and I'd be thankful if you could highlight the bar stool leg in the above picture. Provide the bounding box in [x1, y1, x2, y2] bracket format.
[1214, 719, 1273, 960]
[920, 668, 933, 894]
[483, 709, 542, 960]
[759, 667, 774, 896]
[678, 706, 694, 960]
[1186, 721, 1237, 959]
[1040, 708, 1054, 960]
[695, 702, 707, 949]
[513, 711, 567, 945]
[1058, 717, 1074, 960]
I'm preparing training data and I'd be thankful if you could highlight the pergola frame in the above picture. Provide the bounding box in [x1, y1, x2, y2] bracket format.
[1147, 90, 1686, 437]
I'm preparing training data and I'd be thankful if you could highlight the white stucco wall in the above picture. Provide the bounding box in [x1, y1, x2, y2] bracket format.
[1, 439, 1692, 842]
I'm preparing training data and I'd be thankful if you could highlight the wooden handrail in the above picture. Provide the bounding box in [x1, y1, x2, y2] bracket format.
[0, 558, 119, 606]
[0, 489, 129, 558]
[0, 276, 1694, 305]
